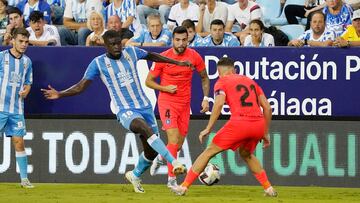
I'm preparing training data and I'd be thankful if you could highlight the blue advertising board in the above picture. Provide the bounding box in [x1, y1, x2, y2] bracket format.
[2, 46, 359, 117]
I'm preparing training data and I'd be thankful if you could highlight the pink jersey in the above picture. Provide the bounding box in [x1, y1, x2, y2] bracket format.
[150, 48, 205, 103]
[214, 74, 264, 119]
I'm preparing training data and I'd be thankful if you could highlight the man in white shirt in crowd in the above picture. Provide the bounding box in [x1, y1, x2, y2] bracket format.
[225, 0, 262, 44]
[288, 11, 335, 47]
[26, 11, 60, 46]
[196, 0, 228, 37]
[167, 0, 199, 31]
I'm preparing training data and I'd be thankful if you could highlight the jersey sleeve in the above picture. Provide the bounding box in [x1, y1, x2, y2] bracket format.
[149, 60, 164, 78]
[167, 6, 177, 27]
[83, 59, 100, 80]
[193, 50, 205, 72]
[214, 79, 226, 97]
[24, 58, 33, 85]
[133, 46, 148, 59]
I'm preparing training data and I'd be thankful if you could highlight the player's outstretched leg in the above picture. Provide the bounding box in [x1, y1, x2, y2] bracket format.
[130, 118, 187, 176]
[13, 137, 34, 189]
[239, 148, 277, 197]
[171, 143, 223, 196]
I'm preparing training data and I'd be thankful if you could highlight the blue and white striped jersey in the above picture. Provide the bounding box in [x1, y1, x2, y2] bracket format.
[130, 27, 172, 46]
[323, 4, 353, 37]
[298, 28, 336, 42]
[197, 32, 240, 47]
[83, 46, 151, 110]
[0, 50, 33, 115]
[103, 0, 142, 35]
[189, 34, 203, 47]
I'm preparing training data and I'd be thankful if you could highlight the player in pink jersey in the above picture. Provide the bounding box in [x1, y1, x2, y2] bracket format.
[145, 26, 210, 187]
[170, 57, 277, 197]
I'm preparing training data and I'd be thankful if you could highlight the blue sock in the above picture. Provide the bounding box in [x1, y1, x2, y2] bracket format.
[133, 152, 152, 178]
[16, 151, 28, 179]
[147, 134, 175, 164]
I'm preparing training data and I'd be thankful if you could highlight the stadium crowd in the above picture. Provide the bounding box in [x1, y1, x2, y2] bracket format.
[0, 0, 359, 47]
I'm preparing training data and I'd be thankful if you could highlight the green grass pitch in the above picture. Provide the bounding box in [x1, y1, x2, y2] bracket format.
[0, 183, 359, 203]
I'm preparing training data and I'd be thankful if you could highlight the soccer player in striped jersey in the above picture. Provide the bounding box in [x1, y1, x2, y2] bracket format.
[0, 28, 34, 188]
[171, 57, 277, 197]
[41, 30, 190, 193]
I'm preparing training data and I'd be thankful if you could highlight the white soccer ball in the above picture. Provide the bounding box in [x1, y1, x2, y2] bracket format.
[198, 163, 221, 186]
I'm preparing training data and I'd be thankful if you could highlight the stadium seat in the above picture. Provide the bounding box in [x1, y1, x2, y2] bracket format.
[269, 0, 306, 26]
[256, 0, 281, 25]
[279, 24, 305, 40]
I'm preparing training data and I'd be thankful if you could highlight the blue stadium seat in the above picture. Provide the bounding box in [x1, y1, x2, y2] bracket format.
[269, 0, 306, 26]
[279, 24, 305, 40]
[256, 0, 281, 24]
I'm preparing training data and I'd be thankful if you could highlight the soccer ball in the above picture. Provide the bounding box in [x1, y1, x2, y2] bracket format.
[198, 163, 221, 186]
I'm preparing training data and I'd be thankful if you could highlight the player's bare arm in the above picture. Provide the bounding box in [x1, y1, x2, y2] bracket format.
[41, 79, 92, 99]
[199, 94, 225, 144]
[145, 73, 177, 93]
[199, 69, 210, 113]
[145, 52, 194, 68]
[19, 85, 31, 98]
[259, 94, 272, 149]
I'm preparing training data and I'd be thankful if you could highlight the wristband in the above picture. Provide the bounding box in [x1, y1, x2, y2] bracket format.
[203, 96, 210, 101]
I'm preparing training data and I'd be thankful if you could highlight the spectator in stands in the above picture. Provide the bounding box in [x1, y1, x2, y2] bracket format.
[244, 19, 274, 47]
[58, 0, 103, 45]
[17, 0, 51, 26]
[225, 0, 262, 45]
[26, 11, 60, 46]
[0, 0, 8, 40]
[285, 0, 326, 30]
[126, 14, 172, 47]
[196, 0, 228, 37]
[182, 19, 202, 46]
[137, 0, 175, 25]
[288, 11, 335, 47]
[167, 0, 199, 31]
[334, 9, 360, 47]
[47, 0, 65, 25]
[103, 0, 142, 36]
[2, 7, 25, 46]
[86, 11, 106, 46]
[344, 0, 360, 10]
[8, 0, 21, 7]
[198, 19, 240, 47]
[323, 0, 353, 37]
[106, 15, 133, 45]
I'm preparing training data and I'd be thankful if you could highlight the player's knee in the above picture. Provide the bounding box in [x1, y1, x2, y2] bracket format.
[12, 138, 25, 151]
[239, 149, 252, 161]
[130, 118, 153, 137]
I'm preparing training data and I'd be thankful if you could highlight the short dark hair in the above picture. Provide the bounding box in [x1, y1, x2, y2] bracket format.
[249, 19, 265, 30]
[217, 57, 235, 67]
[173, 26, 188, 37]
[310, 11, 326, 22]
[103, 30, 122, 44]
[181, 19, 195, 30]
[29, 11, 44, 22]
[210, 19, 225, 28]
[7, 6, 22, 16]
[12, 27, 30, 39]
